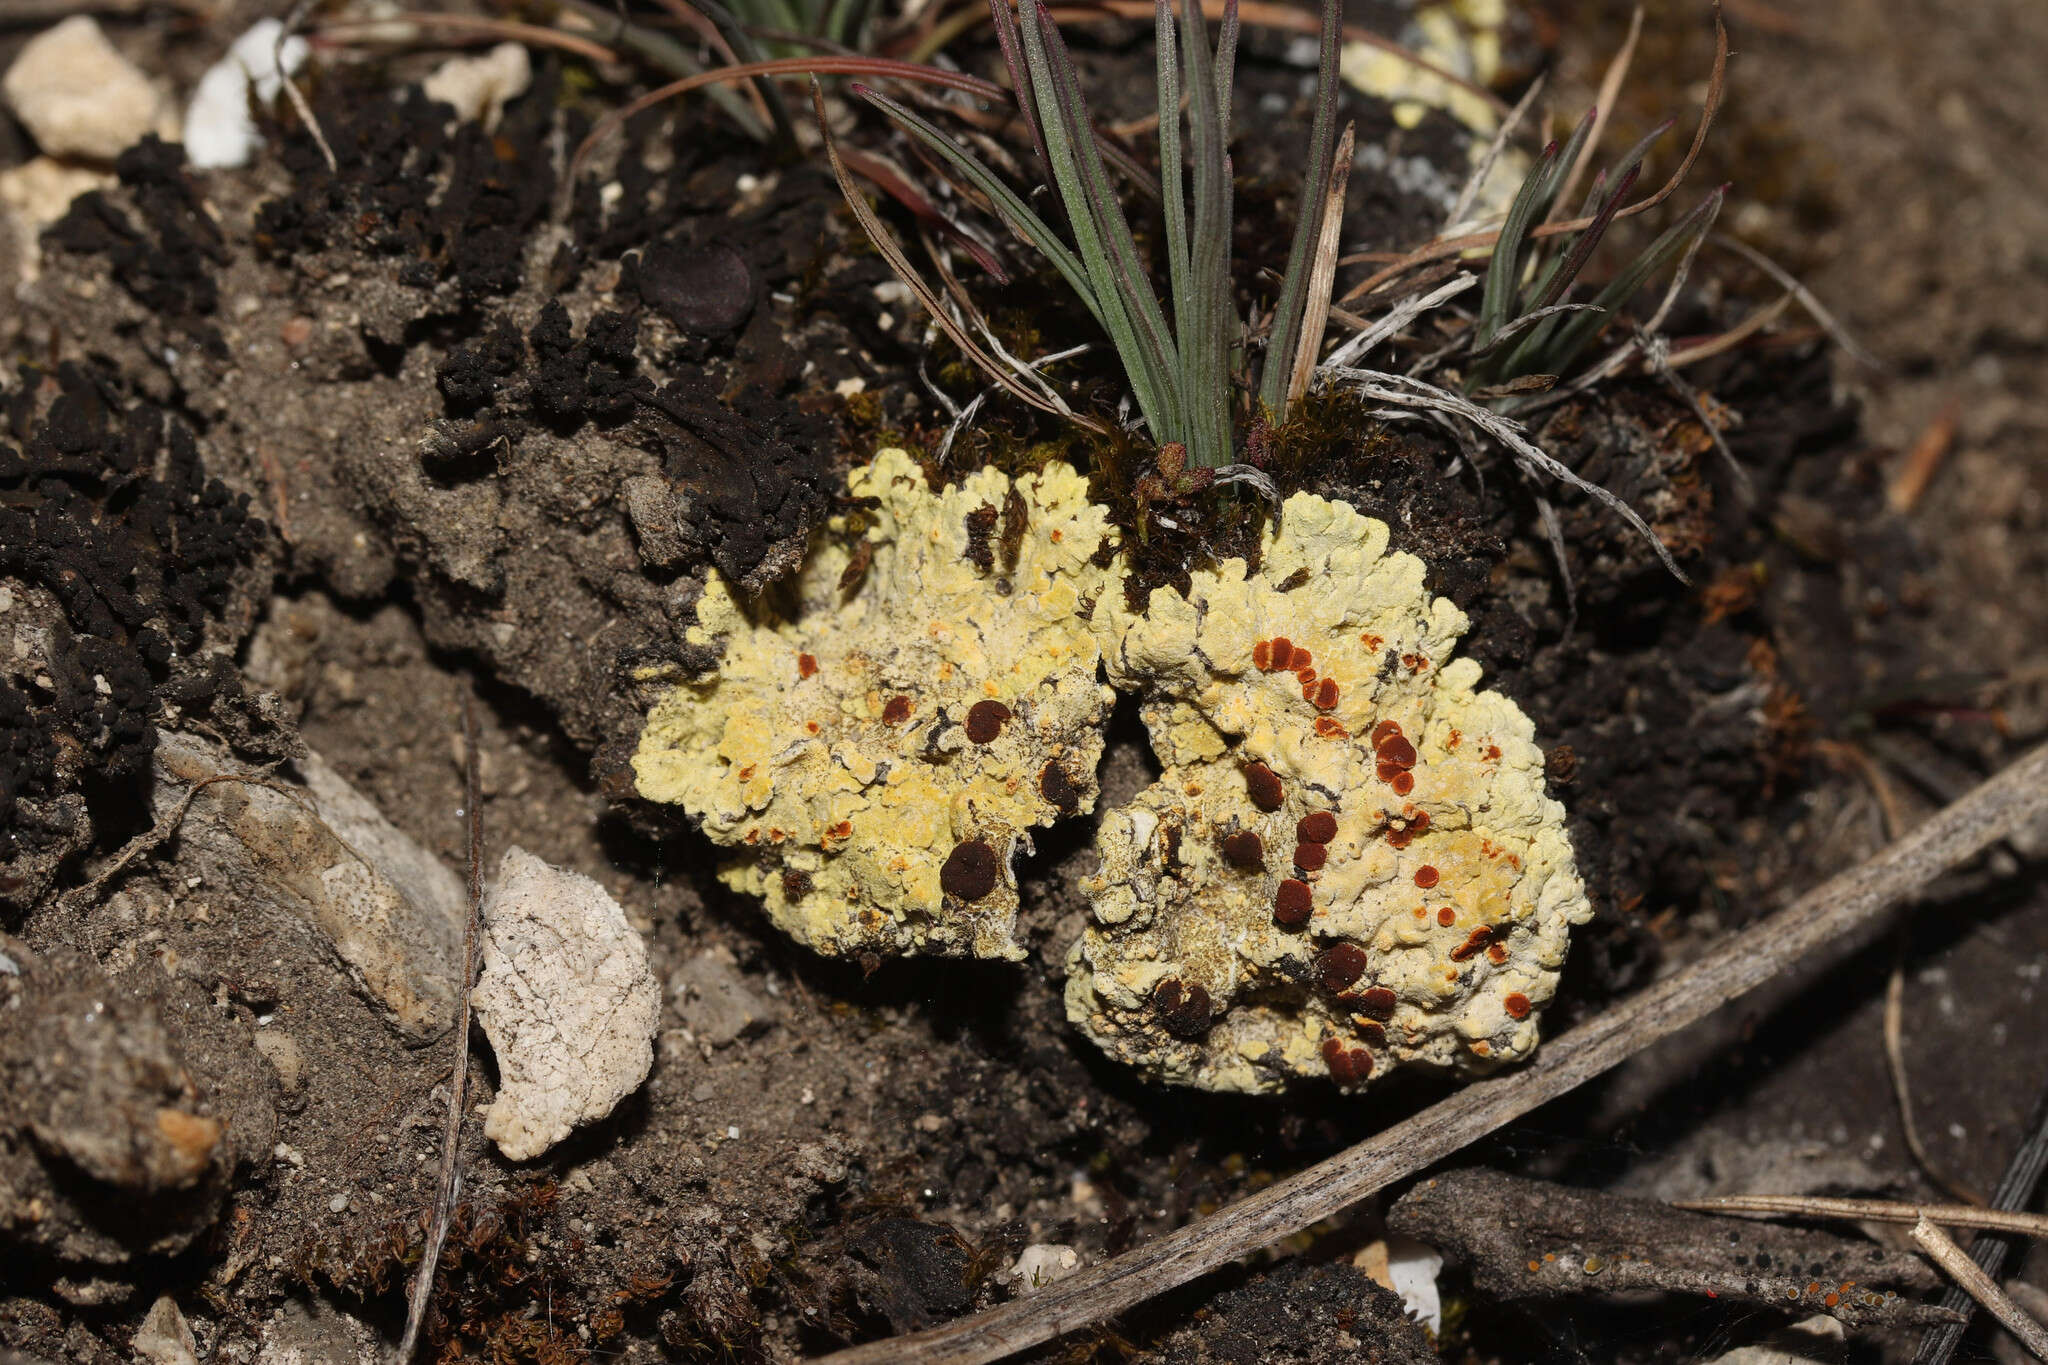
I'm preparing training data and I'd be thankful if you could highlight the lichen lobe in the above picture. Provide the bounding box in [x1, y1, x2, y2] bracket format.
[1067, 490, 1592, 1093]
[631, 449, 1116, 961]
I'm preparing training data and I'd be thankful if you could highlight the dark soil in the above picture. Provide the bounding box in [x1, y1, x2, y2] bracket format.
[1, 2, 2044, 1363]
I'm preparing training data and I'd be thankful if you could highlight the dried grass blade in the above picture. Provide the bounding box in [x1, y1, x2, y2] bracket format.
[1549, 4, 1642, 220]
[1257, 0, 1340, 416]
[810, 82, 1090, 427]
[1285, 120, 1353, 405]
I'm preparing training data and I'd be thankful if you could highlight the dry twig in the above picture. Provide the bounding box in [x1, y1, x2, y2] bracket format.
[1914, 1071, 2048, 1365]
[1889, 398, 1962, 515]
[1673, 1195, 2048, 1239]
[395, 696, 487, 1363]
[813, 740, 2048, 1365]
[1911, 1217, 2048, 1360]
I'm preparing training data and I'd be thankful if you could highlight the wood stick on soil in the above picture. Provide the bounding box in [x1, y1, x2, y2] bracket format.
[1914, 1065, 2048, 1365]
[813, 739, 2048, 1365]
[1673, 1196, 2048, 1239]
[396, 697, 487, 1363]
[1911, 1217, 2048, 1360]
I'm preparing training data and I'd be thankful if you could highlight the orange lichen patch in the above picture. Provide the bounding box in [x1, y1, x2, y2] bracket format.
[798, 652, 819, 679]
[1412, 906, 1427, 919]
[1401, 652, 1431, 671]
[736, 764, 757, 782]
[1413, 865, 1440, 889]
[1370, 720, 1404, 749]
[1360, 633, 1384, 651]
[1252, 639, 1273, 670]
[1486, 942, 1509, 965]
[1313, 678, 1339, 710]
[805, 720, 821, 735]
[743, 829, 761, 845]
[1376, 734, 1418, 769]
[1449, 926, 1494, 962]
[1314, 715, 1350, 739]
[1504, 992, 1531, 1020]
[1446, 728, 1462, 751]
[1290, 647, 1311, 671]
[881, 694, 913, 724]
[1823, 1293, 1839, 1308]
[1436, 907, 1457, 927]
[1295, 667, 1317, 688]
[1484, 743, 1502, 761]
[1388, 771, 1415, 796]
[1293, 842, 1328, 872]
[1470, 1040, 1491, 1057]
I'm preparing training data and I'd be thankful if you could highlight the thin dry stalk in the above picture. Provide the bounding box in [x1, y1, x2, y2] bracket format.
[1711, 233, 1883, 371]
[315, 13, 621, 64]
[1818, 740, 1983, 1206]
[395, 697, 487, 1364]
[813, 740, 2048, 1365]
[1911, 1217, 2048, 1360]
[1320, 272, 1475, 370]
[1445, 75, 1544, 232]
[278, 0, 337, 175]
[1889, 398, 1962, 514]
[1663, 291, 1793, 368]
[1285, 121, 1355, 406]
[810, 83, 1098, 430]
[1672, 1195, 2048, 1239]
[1886, 954, 1988, 1206]
[1548, 5, 1642, 222]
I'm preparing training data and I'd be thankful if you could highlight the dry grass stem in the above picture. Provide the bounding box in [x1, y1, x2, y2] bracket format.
[395, 696, 487, 1363]
[1285, 122, 1355, 405]
[1889, 397, 1962, 514]
[812, 740, 2048, 1365]
[1673, 1196, 2048, 1239]
[1911, 1217, 2048, 1360]
[1549, 5, 1642, 221]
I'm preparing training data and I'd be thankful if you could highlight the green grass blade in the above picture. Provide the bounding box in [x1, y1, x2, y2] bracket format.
[1214, 0, 1238, 143]
[809, 80, 1085, 427]
[1157, 0, 1191, 354]
[1257, 0, 1340, 419]
[854, 85, 1106, 327]
[1543, 186, 1726, 373]
[1476, 139, 1559, 348]
[1020, 0, 1185, 443]
[1179, 0, 1234, 465]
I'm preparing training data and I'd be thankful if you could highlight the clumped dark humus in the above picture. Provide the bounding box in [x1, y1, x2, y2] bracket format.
[0, 363, 271, 895]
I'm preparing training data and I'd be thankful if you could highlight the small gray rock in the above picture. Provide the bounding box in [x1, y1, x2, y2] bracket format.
[671, 948, 781, 1047]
